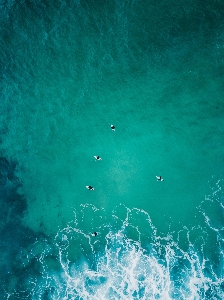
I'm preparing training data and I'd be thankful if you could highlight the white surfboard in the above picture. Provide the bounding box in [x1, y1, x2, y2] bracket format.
[111, 124, 115, 131]
[94, 156, 102, 160]
[86, 186, 94, 190]
[156, 176, 164, 181]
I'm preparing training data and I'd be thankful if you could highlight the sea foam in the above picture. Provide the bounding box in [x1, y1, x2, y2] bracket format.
[21, 200, 224, 300]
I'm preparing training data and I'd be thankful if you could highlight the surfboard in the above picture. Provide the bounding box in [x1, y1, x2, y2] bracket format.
[86, 186, 94, 190]
[111, 125, 115, 131]
[94, 156, 102, 160]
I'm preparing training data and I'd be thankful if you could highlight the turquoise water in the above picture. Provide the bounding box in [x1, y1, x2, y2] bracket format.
[1, 0, 224, 298]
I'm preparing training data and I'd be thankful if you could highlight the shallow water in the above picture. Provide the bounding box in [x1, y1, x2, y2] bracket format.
[1, 0, 224, 298]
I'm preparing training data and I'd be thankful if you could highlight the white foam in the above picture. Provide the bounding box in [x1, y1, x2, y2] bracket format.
[25, 202, 224, 299]
[29, 232, 224, 299]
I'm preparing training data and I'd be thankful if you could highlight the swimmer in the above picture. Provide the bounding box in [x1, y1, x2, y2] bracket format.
[94, 156, 102, 161]
[111, 124, 115, 131]
[156, 176, 164, 181]
[91, 232, 97, 237]
[86, 186, 94, 190]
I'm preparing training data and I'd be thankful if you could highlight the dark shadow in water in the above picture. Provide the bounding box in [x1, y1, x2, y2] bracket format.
[0, 157, 46, 298]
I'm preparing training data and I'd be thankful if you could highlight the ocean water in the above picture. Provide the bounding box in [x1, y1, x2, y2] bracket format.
[1, 0, 224, 298]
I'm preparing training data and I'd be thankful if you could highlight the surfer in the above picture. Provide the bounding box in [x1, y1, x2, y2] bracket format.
[91, 232, 97, 237]
[86, 186, 94, 190]
[111, 124, 115, 131]
[156, 176, 164, 181]
[94, 156, 102, 160]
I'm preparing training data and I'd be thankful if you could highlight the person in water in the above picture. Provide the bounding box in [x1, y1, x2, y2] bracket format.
[111, 124, 115, 131]
[156, 176, 164, 181]
[94, 156, 102, 160]
[86, 186, 94, 190]
[91, 232, 97, 237]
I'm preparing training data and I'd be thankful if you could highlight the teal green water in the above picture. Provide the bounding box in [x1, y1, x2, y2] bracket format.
[1, 0, 224, 298]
